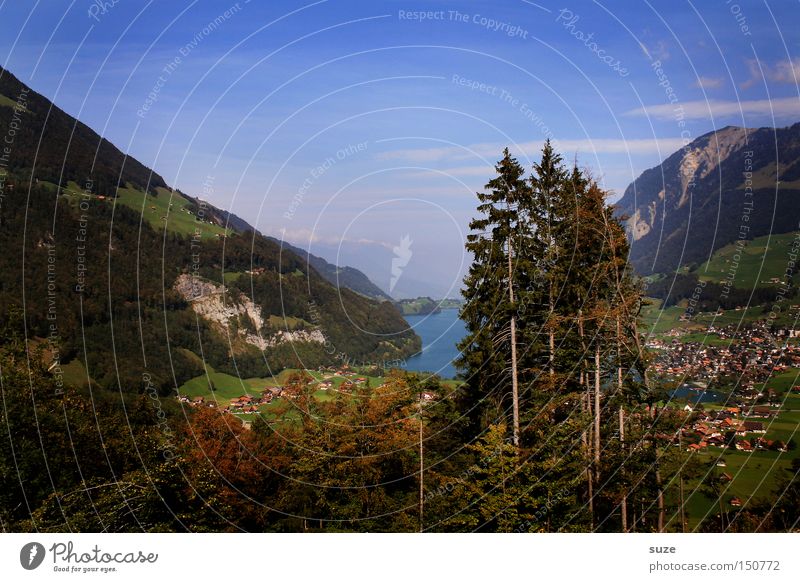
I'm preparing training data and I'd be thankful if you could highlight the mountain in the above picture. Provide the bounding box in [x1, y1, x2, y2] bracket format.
[393, 296, 460, 315]
[308, 239, 463, 299]
[0, 68, 167, 194]
[395, 297, 441, 316]
[267, 237, 393, 302]
[0, 66, 419, 394]
[616, 123, 800, 275]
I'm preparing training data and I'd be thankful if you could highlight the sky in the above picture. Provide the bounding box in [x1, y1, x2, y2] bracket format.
[1, 0, 799, 298]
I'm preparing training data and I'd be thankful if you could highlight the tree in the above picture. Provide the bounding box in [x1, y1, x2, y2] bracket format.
[458, 149, 533, 446]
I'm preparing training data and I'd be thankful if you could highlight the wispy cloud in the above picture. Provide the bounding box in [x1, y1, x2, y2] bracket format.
[638, 39, 670, 62]
[378, 137, 687, 164]
[741, 57, 800, 89]
[625, 97, 800, 120]
[274, 228, 393, 250]
[404, 166, 494, 178]
[694, 76, 724, 90]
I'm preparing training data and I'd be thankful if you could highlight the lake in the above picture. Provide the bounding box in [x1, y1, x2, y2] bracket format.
[669, 384, 726, 403]
[402, 309, 467, 379]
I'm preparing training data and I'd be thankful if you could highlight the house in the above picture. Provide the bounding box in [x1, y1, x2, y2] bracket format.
[743, 421, 765, 434]
[730, 497, 742, 507]
[749, 406, 775, 418]
[191, 396, 205, 405]
[736, 440, 753, 452]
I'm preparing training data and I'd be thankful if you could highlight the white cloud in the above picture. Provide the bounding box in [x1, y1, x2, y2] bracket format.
[742, 57, 800, 89]
[639, 39, 670, 62]
[694, 76, 724, 90]
[404, 166, 494, 178]
[272, 227, 393, 250]
[625, 97, 800, 120]
[378, 137, 687, 164]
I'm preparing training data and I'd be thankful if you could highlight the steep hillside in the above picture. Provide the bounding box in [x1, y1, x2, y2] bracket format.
[616, 123, 800, 275]
[0, 67, 419, 394]
[0, 67, 166, 194]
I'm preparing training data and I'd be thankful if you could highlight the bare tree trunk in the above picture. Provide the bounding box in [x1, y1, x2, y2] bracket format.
[581, 371, 594, 528]
[594, 344, 601, 481]
[548, 283, 555, 379]
[578, 311, 593, 527]
[419, 391, 424, 533]
[507, 236, 520, 448]
[676, 431, 686, 532]
[656, 463, 665, 532]
[616, 316, 628, 533]
[619, 406, 627, 532]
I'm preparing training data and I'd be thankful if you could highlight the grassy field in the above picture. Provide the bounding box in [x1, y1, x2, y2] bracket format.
[0, 93, 28, 111]
[764, 369, 800, 393]
[675, 387, 800, 530]
[178, 364, 391, 421]
[640, 298, 696, 335]
[678, 332, 734, 346]
[114, 185, 230, 240]
[680, 448, 794, 530]
[60, 359, 90, 388]
[696, 232, 800, 288]
[55, 180, 230, 240]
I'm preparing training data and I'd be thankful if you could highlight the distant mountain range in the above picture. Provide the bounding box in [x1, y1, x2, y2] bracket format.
[306, 239, 464, 300]
[266, 237, 393, 302]
[395, 297, 463, 316]
[616, 123, 800, 275]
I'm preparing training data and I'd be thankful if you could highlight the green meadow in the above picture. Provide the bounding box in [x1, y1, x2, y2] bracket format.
[54, 180, 230, 240]
[696, 232, 800, 289]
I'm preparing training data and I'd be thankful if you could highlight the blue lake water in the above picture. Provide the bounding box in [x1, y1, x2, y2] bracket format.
[669, 384, 725, 403]
[402, 309, 467, 379]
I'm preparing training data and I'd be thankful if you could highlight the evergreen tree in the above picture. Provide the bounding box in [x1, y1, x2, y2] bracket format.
[458, 149, 533, 445]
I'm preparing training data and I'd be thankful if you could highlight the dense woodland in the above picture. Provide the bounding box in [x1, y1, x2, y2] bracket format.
[646, 272, 796, 312]
[2, 143, 797, 532]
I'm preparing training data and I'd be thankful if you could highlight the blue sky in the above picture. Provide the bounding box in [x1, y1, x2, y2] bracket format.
[2, 0, 799, 297]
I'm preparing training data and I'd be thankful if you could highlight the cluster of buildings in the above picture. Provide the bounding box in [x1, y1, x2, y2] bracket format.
[649, 322, 800, 389]
[178, 363, 441, 418]
[680, 401, 789, 453]
[178, 365, 381, 416]
[647, 322, 799, 455]
[178, 385, 284, 414]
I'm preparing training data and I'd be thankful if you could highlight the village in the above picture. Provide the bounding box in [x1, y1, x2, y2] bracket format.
[681, 406, 789, 453]
[178, 364, 438, 417]
[648, 321, 800, 456]
[647, 321, 800, 386]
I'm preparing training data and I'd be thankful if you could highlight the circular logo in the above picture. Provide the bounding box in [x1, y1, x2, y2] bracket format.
[20, 542, 46, 570]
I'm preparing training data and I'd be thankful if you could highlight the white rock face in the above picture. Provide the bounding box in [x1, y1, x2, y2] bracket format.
[173, 273, 324, 350]
[625, 127, 749, 242]
[628, 201, 659, 242]
[677, 126, 749, 209]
